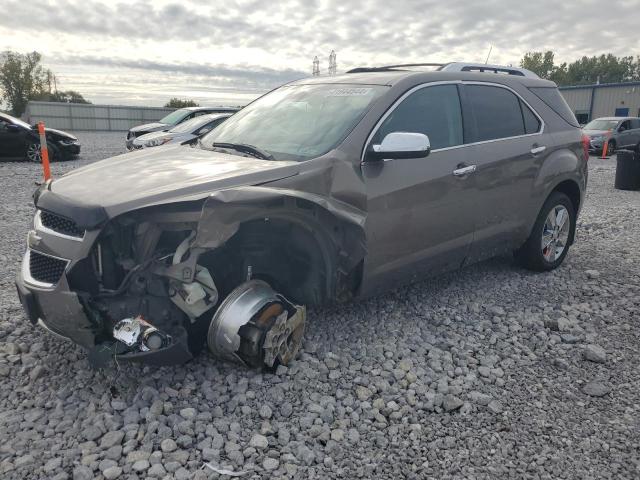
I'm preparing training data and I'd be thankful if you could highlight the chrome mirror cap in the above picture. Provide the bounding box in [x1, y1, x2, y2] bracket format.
[369, 132, 431, 160]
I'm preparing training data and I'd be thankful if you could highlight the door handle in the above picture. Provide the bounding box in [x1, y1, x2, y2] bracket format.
[530, 145, 547, 155]
[452, 165, 477, 176]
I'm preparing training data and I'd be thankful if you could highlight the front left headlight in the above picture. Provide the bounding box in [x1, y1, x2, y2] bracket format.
[58, 138, 78, 145]
[145, 137, 172, 147]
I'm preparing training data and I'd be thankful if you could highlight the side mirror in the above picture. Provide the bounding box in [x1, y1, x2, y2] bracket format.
[618, 126, 626, 132]
[6, 124, 21, 133]
[366, 132, 431, 161]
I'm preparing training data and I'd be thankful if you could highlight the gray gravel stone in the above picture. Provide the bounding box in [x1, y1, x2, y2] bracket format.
[263, 457, 279, 471]
[161, 438, 177, 453]
[249, 433, 268, 449]
[584, 344, 607, 363]
[583, 381, 610, 397]
[103, 466, 122, 479]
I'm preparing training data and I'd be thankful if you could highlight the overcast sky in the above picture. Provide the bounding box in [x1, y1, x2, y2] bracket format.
[2, 0, 640, 106]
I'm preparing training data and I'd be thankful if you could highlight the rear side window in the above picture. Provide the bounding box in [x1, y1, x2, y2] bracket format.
[529, 87, 579, 127]
[521, 100, 541, 134]
[631, 119, 640, 129]
[373, 84, 463, 150]
[466, 85, 526, 141]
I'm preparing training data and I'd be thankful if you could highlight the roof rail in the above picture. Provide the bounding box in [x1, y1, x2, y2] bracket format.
[346, 62, 539, 78]
[439, 62, 539, 78]
[346, 63, 444, 73]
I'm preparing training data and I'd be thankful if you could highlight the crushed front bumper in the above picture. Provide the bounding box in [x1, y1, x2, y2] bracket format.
[16, 250, 193, 366]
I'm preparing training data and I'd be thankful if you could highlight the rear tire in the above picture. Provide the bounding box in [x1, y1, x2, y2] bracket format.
[515, 192, 575, 271]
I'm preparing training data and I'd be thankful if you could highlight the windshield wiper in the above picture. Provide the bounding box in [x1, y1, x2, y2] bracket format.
[212, 142, 273, 160]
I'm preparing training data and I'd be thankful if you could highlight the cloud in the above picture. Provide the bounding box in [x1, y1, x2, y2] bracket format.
[3, 0, 640, 105]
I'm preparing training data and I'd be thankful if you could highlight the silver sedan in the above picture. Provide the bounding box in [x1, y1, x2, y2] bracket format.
[132, 113, 231, 149]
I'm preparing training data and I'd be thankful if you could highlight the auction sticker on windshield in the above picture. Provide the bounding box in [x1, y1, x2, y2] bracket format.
[325, 87, 373, 96]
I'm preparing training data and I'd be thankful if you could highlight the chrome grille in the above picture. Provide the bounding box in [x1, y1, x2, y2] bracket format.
[29, 251, 68, 284]
[40, 211, 84, 238]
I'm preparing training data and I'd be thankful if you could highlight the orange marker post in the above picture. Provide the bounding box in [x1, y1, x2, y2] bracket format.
[601, 129, 612, 159]
[37, 122, 51, 181]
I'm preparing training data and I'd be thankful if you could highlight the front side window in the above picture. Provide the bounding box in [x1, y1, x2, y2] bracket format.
[467, 85, 528, 141]
[372, 84, 464, 151]
[201, 84, 387, 161]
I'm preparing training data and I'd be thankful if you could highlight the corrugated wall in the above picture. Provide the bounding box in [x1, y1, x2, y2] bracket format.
[560, 83, 640, 122]
[591, 85, 640, 118]
[559, 89, 592, 112]
[24, 101, 175, 131]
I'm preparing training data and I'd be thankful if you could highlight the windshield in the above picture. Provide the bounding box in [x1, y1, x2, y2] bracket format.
[584, 119, 619, 131]
[169, 115, 219, 133]
[159, 108, 190, 125]
[200, 84, 387, 161]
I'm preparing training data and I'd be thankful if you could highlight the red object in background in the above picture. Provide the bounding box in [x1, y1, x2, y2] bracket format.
[581, 134, 590, 161]
[37, 122, 51, 181]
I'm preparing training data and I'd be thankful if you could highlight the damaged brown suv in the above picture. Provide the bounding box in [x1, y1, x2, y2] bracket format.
[16, 62, 588, 368]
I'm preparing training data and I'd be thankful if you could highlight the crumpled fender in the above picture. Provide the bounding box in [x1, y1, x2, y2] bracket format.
[193, 186, 367, 274]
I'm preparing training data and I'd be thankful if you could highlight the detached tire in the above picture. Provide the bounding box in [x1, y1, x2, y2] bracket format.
[516, 192, 575, 271]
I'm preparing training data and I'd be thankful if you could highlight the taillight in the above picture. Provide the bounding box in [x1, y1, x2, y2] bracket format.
[581, 134, 590, 161]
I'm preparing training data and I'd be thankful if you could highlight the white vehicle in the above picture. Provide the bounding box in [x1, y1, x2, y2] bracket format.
[132, 113, 232, 149]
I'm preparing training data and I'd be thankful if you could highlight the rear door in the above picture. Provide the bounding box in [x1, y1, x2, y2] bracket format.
[362, 83, 477, 288]
[461, 82, 548, 263]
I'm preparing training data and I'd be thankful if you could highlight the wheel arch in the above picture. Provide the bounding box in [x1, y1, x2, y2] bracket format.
[193, 186, 367, 305]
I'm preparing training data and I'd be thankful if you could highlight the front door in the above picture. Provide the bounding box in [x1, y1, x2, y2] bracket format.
[0, 118, 25, 158]
[361, 83, 476, 291]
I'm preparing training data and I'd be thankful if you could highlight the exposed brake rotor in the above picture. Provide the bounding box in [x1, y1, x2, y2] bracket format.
[207, 280, 305, 368]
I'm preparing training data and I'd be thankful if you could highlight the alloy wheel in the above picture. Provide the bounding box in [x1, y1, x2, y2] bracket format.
[26, 143, 41, 163]
[541, 205, 570, 262]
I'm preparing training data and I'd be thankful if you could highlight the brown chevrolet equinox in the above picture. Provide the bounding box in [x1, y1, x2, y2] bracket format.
[16, 62, 589, 368]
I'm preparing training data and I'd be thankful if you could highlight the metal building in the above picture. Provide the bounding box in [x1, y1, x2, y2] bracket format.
[23, 101, 175, 131]
[559, 82, 640, 125]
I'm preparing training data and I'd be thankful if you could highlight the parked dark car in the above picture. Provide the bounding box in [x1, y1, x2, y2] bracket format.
[17, 63, 588, 370]
[0, 112, 80, 162]
[126, 106, 240, 150]
[582, 116, 640, 154]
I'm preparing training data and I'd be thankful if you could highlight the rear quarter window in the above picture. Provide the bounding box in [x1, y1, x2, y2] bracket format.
[529, 87, 579, 127]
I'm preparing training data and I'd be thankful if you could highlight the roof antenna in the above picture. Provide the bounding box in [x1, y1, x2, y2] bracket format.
[485, 46, 493, 64]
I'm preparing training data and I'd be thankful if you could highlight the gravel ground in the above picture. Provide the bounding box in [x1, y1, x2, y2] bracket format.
[0, 133, 638, 479]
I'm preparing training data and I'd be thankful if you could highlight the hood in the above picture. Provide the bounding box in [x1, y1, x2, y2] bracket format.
[582, 129, 609, 137]
[49, 145, 300, 216]
[130, 122, 169, 133]
[46, 128, 76, 139]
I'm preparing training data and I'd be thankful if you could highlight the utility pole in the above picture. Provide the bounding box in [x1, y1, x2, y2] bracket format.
[312, 56, 320, 76]
[328, 50, 337, 75]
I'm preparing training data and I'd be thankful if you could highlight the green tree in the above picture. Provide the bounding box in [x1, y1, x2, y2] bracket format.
[0, 51, 50, 116]
[520, 51, 640, 86]
[521, 51, 556, 79]
[0, 51, 91, 115]
[165, 98, 200, 108]
[38, 90, 92, 104]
